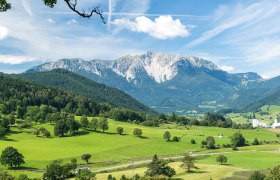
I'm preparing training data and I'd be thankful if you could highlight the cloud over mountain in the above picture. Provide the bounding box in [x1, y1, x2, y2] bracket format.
[113, 15, 190, 39]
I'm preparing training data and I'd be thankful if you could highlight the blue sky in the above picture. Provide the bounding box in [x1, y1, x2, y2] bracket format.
[0, 0, 280, 78]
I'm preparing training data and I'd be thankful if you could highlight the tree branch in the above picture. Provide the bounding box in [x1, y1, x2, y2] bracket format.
[64, 0, 106, 24]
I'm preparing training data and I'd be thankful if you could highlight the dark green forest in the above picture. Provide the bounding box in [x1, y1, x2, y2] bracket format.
[15, 69, 155, 114]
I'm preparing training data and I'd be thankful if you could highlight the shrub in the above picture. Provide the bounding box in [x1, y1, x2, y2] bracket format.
[116, 127, 124, 135]
[248, 171, 266, 180]
[172, 136, 180, 142]
[191, 139, 196, 144]
[216, 155, 227, 165]
[133, 128, 143, 137]
[252, 138, 260, 145]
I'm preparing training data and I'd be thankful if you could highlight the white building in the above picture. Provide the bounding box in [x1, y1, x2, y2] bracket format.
[272, 119, 280, 129]
[252, 119, 268, 128]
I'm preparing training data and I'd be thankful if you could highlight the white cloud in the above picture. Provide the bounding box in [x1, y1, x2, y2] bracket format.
[187, 3, 265, 47]
[219, 65, 235, 72]
[21, 0, 33, 16]
[113, 15, 190, 39]
[47, 18, 55, 23]
[0, 55, 36, 64]
[66, 19, 77, 25]
[0, 26, 8, 40]
[0, 0, 145, 64]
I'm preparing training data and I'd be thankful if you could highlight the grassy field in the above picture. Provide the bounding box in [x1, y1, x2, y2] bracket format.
[96, 162, 248, 180]
[0, 117, 280, 179]
[96, 149, 280, 180]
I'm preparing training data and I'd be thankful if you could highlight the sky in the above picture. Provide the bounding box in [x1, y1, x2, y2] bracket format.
[0, 0, 280, 78]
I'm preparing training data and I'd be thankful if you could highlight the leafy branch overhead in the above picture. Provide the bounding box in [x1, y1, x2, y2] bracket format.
[0, 0, 106, 23]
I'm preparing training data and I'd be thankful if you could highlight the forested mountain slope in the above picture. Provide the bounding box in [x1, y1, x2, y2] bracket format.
[15, 69, 155, 114]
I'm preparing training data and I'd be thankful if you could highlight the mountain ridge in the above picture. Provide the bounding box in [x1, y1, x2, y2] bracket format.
[27, 51, 278, 113]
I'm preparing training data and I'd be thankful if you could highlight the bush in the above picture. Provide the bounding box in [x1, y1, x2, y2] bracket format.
[172, 136, 180, 142]
[116, 127, 124, 135]
[248, 171, 266, 180]
[252, 138, 260, 145]
[231, 132, 246, 147]
[216, 155, 227, 165]
[191, 139, 196, 144]
[201, 141, 207, 145]
[133, 128, 143, 137]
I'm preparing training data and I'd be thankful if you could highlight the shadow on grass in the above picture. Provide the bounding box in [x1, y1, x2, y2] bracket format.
[87, 130, 118, 135]
[9, 166, 42, 171]
[72, 131, 90, 136]
[221, 163, 233, 166]
[0, 137, 17, 142]
[5, 130, 22, 136]
[138, 136, 149, 139]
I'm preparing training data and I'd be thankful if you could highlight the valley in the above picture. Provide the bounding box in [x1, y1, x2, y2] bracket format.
[1, 117, 280, 179]
[0, 59, 280, 179]
[1, 0, 280, 179]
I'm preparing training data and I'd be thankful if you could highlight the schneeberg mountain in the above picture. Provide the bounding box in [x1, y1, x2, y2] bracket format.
[27, 51, 280, 113]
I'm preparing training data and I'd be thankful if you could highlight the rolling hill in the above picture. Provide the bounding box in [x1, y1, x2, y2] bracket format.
[15, 69, 156, 114]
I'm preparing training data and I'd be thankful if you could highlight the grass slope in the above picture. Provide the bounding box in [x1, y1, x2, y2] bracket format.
[1, 118, 279, 176]
[15, 69, 155, 114]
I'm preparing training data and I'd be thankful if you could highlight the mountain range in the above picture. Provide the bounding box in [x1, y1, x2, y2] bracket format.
[27, 51, 280, 113]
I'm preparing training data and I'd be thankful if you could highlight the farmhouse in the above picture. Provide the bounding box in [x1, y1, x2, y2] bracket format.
[252, 119, 268, 128]
[272, 119, 280, 128]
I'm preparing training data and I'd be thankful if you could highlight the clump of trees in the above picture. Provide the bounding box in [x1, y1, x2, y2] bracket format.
[34, 127, 51, 137]
[163, 131, 180, 142]
[43, 159, 77, 179]
[145, 154, 176, 178]
[201, 136, 216, 149]
[0, 147, 25, 168]
[0, 114, 14, 138]
[231, 132, 246, 147]
[54, 114, 80, 137]
[164, 112, 252, 129]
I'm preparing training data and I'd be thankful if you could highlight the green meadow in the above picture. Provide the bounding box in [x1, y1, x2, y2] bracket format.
[0, 117, 280, 178]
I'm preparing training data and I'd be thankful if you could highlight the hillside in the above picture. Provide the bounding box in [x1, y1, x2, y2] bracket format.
[27, 51, 278, 113]
[15, 69, 155, 114]
[0, 73, 108, 116]
[244, 87, 280, 111]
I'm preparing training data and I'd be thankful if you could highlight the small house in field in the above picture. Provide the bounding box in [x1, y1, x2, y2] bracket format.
[272, 119, 280, 128]
[252, 119, 268, 128]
